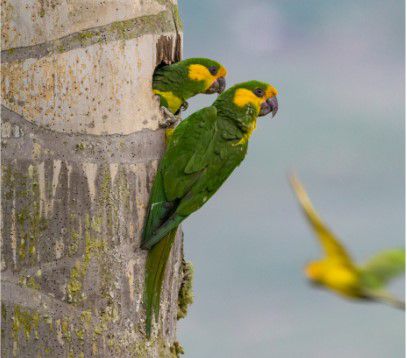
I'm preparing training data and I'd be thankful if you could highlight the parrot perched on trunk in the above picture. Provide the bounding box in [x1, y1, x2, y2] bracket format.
[142, 81, 279, 337]
[153, 58, 227, 129]
[290, 175, 405, 309]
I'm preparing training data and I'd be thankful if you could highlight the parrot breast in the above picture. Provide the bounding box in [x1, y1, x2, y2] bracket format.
[153, 89, 183, 114]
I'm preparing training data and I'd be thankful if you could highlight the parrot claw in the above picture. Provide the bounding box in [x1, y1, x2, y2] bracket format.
[180, 101, 189, 111]
[159, 106, 181, 129]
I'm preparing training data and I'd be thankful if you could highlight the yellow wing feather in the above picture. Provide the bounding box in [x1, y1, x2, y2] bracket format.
[289, 175, 353, 264]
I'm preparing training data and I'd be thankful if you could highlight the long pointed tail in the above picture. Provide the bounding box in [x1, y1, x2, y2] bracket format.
[144, 228, 178, 338]
[377, 294, 405, 310]
[366, 290, 405, 310]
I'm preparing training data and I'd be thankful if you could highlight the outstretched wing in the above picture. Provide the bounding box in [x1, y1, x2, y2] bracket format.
[141, 106, 218, 249]
[289, 175, 353, 264]
[360, 249, 405, 289]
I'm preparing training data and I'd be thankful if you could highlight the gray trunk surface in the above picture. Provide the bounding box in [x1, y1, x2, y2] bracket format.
[1, 1, 187, 356]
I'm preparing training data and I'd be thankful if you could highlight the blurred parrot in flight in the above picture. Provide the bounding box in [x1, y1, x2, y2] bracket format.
[290, 175, 405, 310]
[152, 58, 227, 129]
[142, 80, 279, 337]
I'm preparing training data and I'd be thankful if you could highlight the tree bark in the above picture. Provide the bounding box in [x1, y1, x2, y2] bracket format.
[1, 1, 186, 356]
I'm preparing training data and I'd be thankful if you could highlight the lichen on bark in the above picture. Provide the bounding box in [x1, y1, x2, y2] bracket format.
[1, 0, 186, 357]
[177, 260, 194, 320]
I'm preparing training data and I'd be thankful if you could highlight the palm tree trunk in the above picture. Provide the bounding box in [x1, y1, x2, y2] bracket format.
[1, 1, 186, 356]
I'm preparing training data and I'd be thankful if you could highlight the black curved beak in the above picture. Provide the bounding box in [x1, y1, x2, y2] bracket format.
[259, 96, 279, 117]
[205, 77, 226, 94]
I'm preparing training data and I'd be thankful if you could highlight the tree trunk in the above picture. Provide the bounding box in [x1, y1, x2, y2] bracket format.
[1, 1, 186, 356]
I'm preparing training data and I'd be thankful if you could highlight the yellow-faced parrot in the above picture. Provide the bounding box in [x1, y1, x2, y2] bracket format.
[153, 58, 227, 130]
[290, 175, 405, 310]
[142, 81, 279, 337]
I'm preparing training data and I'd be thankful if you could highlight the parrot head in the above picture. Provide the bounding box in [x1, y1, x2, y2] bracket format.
[153, 58, 227, 114]
[216, 80, 279, 119]
[213, 81, 278, 144]
[183, 58, 227, 94]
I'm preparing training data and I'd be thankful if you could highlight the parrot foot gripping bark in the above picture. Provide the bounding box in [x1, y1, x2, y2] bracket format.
[180, 101, 189, 111]
[159, 106, 181, 129]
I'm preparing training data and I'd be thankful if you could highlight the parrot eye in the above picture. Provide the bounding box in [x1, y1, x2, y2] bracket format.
[208, 66, 218, 75]
[254, 88, 265, 97]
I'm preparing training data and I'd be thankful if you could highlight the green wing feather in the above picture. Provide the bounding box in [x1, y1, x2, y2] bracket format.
[162, 106, 218, 198]
[153, 65, 186, 95]
[141, 106, 218, 249]
[359, 249, 405, 310]
[142, 170, 172, 247]
[360, 249, 405, 288]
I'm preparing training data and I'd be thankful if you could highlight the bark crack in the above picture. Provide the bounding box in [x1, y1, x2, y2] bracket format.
[2, 106, 165, 164]
[1, 279, 81, 318]
[2, 8, 177, 63]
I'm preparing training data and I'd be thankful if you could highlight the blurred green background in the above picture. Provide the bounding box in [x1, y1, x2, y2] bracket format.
[177, 0, 405, 356]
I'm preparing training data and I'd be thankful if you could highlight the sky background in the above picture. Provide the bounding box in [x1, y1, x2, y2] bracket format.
[177, 1, 405, 357]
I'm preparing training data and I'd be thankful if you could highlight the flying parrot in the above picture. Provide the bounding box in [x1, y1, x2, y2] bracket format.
[142, 81, 279, 337]
[290, 175, 405, 309]
[152, 58, 227, 130]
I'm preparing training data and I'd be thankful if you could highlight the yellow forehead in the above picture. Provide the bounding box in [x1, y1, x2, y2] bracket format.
[218, 66, 227, 77]
[266, 85, 278, 97]
[188, 64, 227, 88]
[305, 262, 322, 280]
[233, 85, 278, 110]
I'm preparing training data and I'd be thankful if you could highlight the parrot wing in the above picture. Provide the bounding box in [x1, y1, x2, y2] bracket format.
[289, 175, 353, 264]
[141, 168, 174, 249]
[162, 105, 218, 199]
[152, 64, 184, 92]
[141, 106, 218, 249]
[359, 249, 405, 289]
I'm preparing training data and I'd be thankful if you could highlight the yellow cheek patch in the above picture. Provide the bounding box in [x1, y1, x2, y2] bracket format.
[188, 64, 213, 88]
[233, 88, 263, 112]
[153, 89, 183, 114]
[233, 88, 264, 145]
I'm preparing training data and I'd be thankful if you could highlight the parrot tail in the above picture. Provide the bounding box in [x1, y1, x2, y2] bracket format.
[366, 290, 405, 310]
[144, 228, 178, 338]
[378, 295, 405, 310]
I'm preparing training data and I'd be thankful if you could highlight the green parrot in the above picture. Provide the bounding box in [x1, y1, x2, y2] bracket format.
[153, 58, 227, 126]
[142, 80, 279, 337]
[290, 175, 405, 309]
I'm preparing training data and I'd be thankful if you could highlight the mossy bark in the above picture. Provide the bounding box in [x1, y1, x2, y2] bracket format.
[1, 1, 186, 357]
